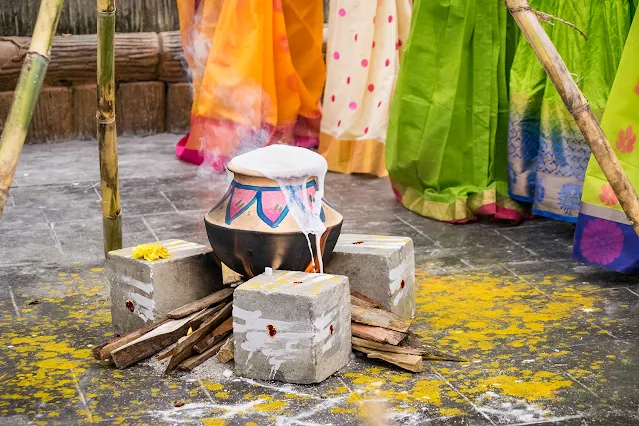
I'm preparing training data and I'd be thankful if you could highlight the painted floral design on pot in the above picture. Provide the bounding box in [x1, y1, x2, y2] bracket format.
[204, 163, 343, 278]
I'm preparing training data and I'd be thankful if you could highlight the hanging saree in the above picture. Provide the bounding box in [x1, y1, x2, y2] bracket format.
[507, 0, 633, 222]
[176, 0, 326, 170]
[319, 0, 412, 177]
[572, 15, 639, 273]
[385, 0, 525, 222]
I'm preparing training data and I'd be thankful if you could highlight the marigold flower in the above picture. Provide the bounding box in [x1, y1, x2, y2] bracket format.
[132, 243, 169, 262]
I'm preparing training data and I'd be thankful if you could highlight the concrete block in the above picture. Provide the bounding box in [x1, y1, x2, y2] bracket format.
[326, 234, 415, 319]
[233, 270, 351, 384]
[107, 239, 223, 335]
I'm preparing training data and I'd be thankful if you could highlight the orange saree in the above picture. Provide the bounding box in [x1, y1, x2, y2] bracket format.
[176, 0, 326, 170]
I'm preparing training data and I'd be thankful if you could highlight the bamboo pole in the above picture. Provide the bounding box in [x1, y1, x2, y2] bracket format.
[97, 0, 122, 254]
[506, 0, 639, 237]
[0, 0, 65, 217]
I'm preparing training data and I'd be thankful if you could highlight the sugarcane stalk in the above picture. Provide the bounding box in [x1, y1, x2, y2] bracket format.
[97, 0, 122, 254]
[0, 0, 64, 217]
[506, 0, 639, 237]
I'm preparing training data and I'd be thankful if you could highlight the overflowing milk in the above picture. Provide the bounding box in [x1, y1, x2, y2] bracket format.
[229, 145, 328, 273]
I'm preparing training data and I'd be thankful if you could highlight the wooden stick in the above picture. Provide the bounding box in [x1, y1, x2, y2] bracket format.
[166, 288, 234, 319]
[351, 305, 411, 333]
[110, 312, 198, 368]
[506, 0, 639, 236]
[193, 317, 233, 353]
[351, 322, 406, 346]
[93, 318, 170, 360]
[179, 339, 226, 372]
[165, 303, 232, 373]
[351, 336, 463, 362]
[0, 0, 64, 216]
[353, 345, 423, 373]
[216, 336, 234, 363]
[97, 0, 121, 254]
[350, 291, 385, 310]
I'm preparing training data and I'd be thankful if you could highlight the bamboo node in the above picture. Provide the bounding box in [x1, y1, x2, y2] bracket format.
[97, 8, 117, 16]
[97, 116, 116, 125]
[507, 5, 588, 41]
[568, 103, 590, 116]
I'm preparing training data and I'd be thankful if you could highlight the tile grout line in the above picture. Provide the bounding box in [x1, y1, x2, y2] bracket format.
[510, 414, 585, 426]
[394, 214, 442, 247]
[557, 368, 600, 398]
[434, 372, 497, 425]
[492, 229, 538, 256]
[7, 286, 21, 317]
[624, 287, 639, 297]
[141, 216, 160, 242]
[48, 223, 66, 255]
[71, 367, 95, 423]
[160, 190, 181, 213]
[197, 378, 215, 403]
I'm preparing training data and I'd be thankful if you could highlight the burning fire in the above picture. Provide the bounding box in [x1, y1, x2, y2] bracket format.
[186, 327, 193, 336]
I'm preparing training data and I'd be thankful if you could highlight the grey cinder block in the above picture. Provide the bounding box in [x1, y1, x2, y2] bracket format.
[325, 234, 415, 319]
[233, 270, 351, 384]
[107, 239, 223, 335]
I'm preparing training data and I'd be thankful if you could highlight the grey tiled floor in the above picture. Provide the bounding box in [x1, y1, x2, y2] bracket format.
[1, 135, 638, 425]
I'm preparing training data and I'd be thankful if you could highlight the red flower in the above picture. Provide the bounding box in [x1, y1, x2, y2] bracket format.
[616, 125, 636, 154]
[599, 183, 619, 206]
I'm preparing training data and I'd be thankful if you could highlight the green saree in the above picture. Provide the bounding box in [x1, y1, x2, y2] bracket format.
[385, 0, 524, 222]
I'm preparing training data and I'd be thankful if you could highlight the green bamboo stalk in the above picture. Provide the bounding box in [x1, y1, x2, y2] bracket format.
[97, 0, 122, 255]
[0, 0, 65, 217]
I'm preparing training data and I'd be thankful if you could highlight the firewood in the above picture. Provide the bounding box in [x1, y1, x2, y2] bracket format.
[167, 288, 233, 319]
[351, 305, 411, 333]
[110, 312, 199, 368]
[93, 318, 171, 361]
[351, 336, 463, 362]
[350, 291, 385, 310]
[193, 317, 233, 354]
[178, 339, 226, 372]
[353, 345, 423, 373]
[165, 304, 232, 373]
[155, 347, 174, 361]
[216, 336, 234, 363]
[351, 322, 406, 346]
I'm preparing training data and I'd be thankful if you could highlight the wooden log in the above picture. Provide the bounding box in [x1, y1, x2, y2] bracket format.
[506, 0, 639, 237]
[0, 87, 75, 144]
[0, 33, 161, 91]
[351, 305, 411, 333]
[166, 83, 192, 133]
[116, 81, 166, 135]
[0, 0, 180, 37]
[353, 345, 423, 373]
[216, 336, 234, 363]
[110, 312, 199, 369]
[351, 322, 406, 346]
[167, 287, 234, 319]
[158, 31, 188, 83]
[351, 291, 385, 310]
[72, 84, 97, 140]
[93, 318, 171, 361]
[165, 303, 233, 373]
[179, 339, 226, 372]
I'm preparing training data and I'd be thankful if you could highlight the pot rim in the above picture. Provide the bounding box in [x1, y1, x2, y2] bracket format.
[227, 163, 321, 181]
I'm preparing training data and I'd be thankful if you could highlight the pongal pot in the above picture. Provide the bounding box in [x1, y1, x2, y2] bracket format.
[204, 163, 343, 278]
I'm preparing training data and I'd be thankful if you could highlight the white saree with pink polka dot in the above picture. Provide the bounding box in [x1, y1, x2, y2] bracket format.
[319, 0, 412, 177]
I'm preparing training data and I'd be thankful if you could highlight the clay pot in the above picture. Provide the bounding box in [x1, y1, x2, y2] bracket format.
[204, 163, 343, 278]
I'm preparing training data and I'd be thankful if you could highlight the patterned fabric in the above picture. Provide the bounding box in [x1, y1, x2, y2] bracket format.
[319, 0, 412, 177]
[218, 179, 326, 228]
[573, 15, 639, 273]
[176, 0, 326, 169]
[384, 0, 527, 222]
[507, 0, 633, 222]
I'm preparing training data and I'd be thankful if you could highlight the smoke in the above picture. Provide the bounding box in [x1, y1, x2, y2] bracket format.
[181, 3, 281, 202]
